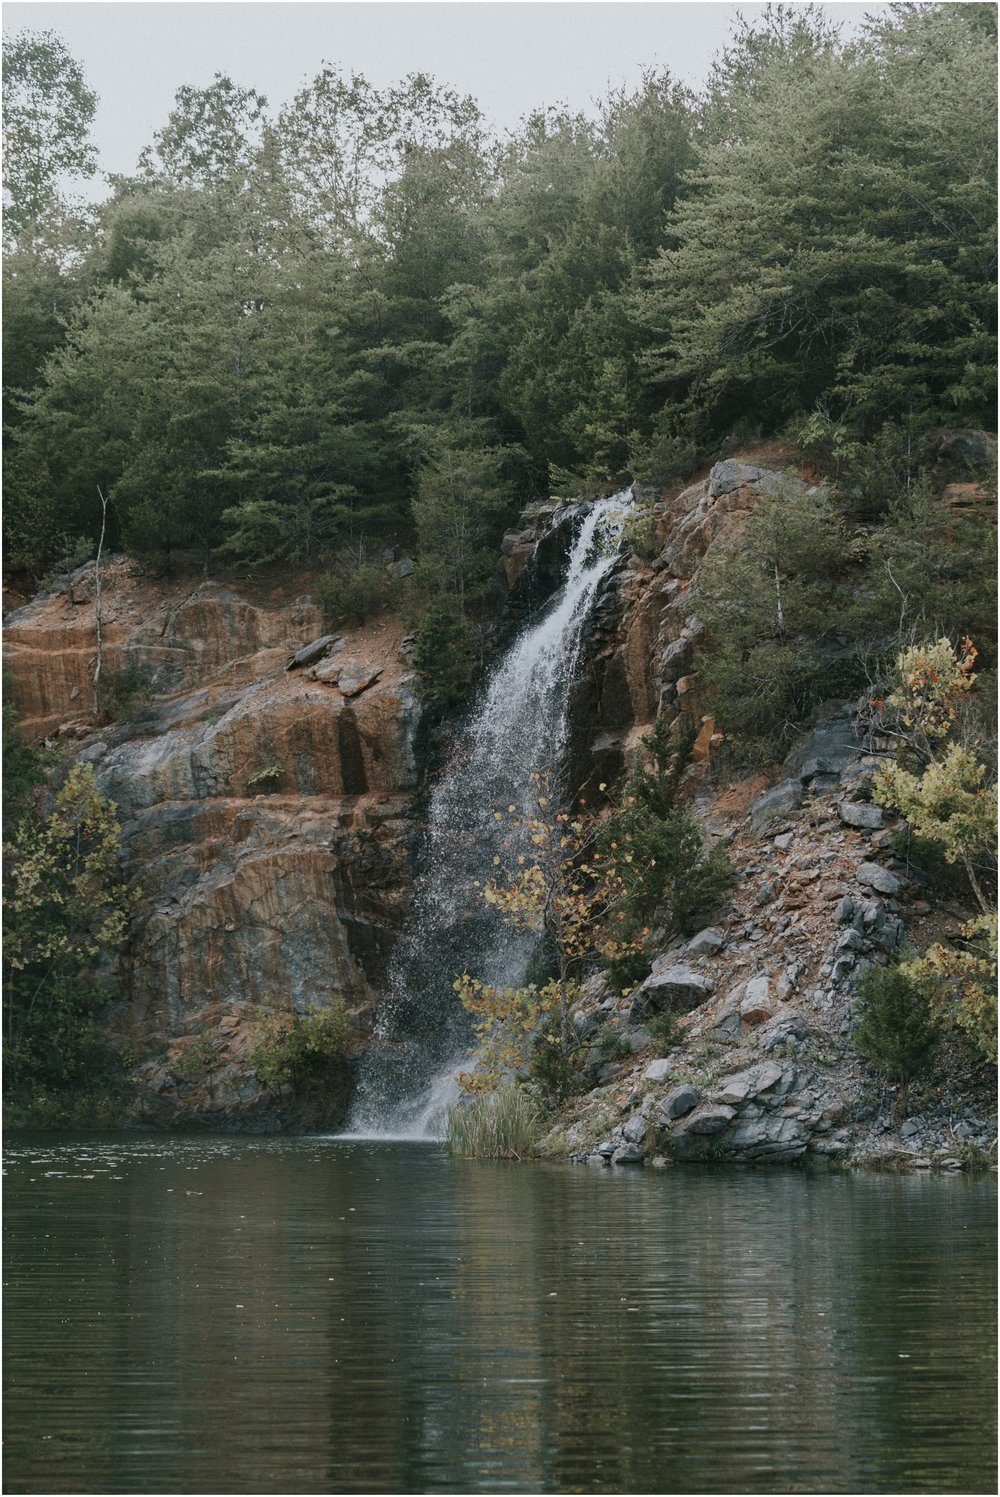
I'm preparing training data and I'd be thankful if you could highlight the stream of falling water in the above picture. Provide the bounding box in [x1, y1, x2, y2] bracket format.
[345, 488, 633, 1139]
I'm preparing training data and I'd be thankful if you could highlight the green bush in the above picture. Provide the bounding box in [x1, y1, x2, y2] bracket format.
[853, 963, 941, 1081]
[247, 996, 351, 1089]
[648, 1009, 682, 1052]
[528, 1018, 587, 1104]
[97, 665, 153, 722]
[446, 1083, 543, 1160]
[412, 599, 478, 711]
[315, 562, 389, 627]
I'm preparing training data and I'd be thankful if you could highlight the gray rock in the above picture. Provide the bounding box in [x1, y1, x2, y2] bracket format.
[676, 1104, 736, 1136]
[611, 1143, 645, 1165]
[740, 974, 773, 1025]
[899, 1120, 919, 1139]
[835, 895, 855, 924]
[391, 557, 414, 579]
[773, 832, 795, 851]
[783, 714, 860, 785]
[642, 965, 715, 1011]
[686, 926, 725, 958]
[751, 780, 803, 830]
[727, 1115, 808, 1160]
[857, 862, 901, 896]
[839, 801, 884, 830]
[286, 634, 343, 670]
[622, 1114, 649, 1145]
[836, 927, 867, 953]
[643, 1058, 674, 1084]
[711, 1007, 743, 1043]
[715, 1060, 785, 1106]
[708, 460, 785, 498]
[658, 1084, 702, 1120]
[337, 665, 383, 699]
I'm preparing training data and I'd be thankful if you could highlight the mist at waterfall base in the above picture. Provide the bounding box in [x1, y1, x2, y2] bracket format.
[346, 490, 633, 1140]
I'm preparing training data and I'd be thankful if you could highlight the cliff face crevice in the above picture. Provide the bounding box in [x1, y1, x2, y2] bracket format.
[4, 563, 422, 1128]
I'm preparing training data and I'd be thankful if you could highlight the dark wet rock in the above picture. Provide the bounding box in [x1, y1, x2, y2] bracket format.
[611, 1142, 645, 1165]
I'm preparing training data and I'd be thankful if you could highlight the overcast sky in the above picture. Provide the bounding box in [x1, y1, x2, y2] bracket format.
[5, 2, 890, 197]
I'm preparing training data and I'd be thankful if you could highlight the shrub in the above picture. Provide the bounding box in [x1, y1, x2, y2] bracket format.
[315, 562, 389, 627]
[247, 763, 283, 790]
[412, 599, 478, 711]
[98, 665, 153, 722]
[648, 1009, 683, 1052]
[853, 963, 941, 1080]
[446, 1084, 543, 1160]
[247, 996, 351, 1089]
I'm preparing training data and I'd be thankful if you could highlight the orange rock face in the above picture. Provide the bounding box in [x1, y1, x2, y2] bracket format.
[4, 560, 421, 1127]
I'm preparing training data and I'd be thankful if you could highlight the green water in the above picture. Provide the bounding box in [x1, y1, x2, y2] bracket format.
[3, 1134, 996, 1494]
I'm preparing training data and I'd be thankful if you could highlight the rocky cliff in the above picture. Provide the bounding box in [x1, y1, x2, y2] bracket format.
[4, 562, 421, 1128]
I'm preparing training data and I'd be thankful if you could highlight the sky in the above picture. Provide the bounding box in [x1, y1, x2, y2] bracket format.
[4, 1, 891, 197]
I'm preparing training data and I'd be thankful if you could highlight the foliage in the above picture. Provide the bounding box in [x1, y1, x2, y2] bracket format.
[3, 762, 132, 1112]
[315, 558, 390, 626]
[246, 996, 351, 1089]
[171, 1030, 222, 1085]
[647, 1008, 683, 1053]
[246, 763, 283, 790]
[2, 29, 98, 249]
[901, 915, 997, 1065]
[454, 774, 646, 1097]
[412, 599, 479, 711]
[97, 665, 153, 723]
[2, 689, 48, 826]
[871, 639, 996, 913]
[600, 716, 734, 935]
[853, 961, 941, 1082]
[445, 1083, 543, 1160]
[694, 478, 855, 761]
[869, 637, 997, 1062]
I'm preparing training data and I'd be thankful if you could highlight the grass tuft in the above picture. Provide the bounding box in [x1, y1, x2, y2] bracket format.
[446, 1084, 543, 1161]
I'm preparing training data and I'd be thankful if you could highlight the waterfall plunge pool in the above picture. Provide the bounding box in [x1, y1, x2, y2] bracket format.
[4, 1132, 996, 1494]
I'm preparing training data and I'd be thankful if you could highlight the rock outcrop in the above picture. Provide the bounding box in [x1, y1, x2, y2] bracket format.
[4, 561, 421, 1128]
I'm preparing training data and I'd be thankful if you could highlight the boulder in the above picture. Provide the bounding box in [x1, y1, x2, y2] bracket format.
[838, 801, 884, 830]
[658, 1084, 702, 1120]
[287, 634, 342, 670]
[708, 461, 786, 498]
[857, 862, 901, 896]
[740, 974, 773, 1025]
[674, 1103, 735, 1136]
[751, 780, 803, 830]
[685, 926, 725, 958]
[715, 1060, 785, 1106]
[782, 711, 861, 785]
[611, 1143, 645, 1165]
[642, 964, 715, 1011]
[622, 1114, 649, 1145]
[643, 1058, 674, 1084]
[727, 1116, 808, 1161]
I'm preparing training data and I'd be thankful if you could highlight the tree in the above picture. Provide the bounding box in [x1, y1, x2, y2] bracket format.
[137, 74, 268, 196]
[2, 29, 98, 249]
[870, 638, 997, 1060]
[694, 477, 853, 760]
[454, 775, 646, 1097]
[3, 763, 132, 1114]
[637, 4, 997, 445]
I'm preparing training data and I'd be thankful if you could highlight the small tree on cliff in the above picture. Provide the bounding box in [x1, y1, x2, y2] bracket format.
[3, 761, 132, 1117]
[454, 774, 647, 1098]
[869, 637, 997, 1060]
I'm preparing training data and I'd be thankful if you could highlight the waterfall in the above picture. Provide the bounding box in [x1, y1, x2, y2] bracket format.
[345, 488, 633, 1139]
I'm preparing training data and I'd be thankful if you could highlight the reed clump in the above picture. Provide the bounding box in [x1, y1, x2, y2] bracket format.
[446, 1085, 543, 1161]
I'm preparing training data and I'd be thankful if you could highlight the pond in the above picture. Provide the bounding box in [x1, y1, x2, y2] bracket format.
[3, 1134, 996, 1494]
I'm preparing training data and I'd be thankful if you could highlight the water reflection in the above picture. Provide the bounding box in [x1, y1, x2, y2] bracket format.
[4, 1136, 996, 1494]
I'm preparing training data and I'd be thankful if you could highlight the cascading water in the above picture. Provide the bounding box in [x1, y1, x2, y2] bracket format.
[346, 488, 633, 1138]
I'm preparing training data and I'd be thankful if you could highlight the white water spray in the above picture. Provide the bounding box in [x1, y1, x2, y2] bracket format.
[346, 489, 632, 1139]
